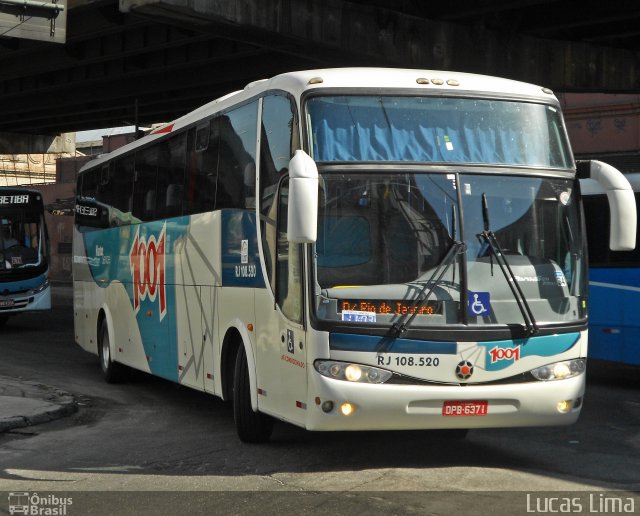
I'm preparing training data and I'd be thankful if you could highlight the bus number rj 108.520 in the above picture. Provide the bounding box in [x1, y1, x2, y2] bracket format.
[377, 356, 440, 367]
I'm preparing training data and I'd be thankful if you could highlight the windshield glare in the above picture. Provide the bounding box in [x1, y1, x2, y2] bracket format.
[307, 95, 572, 169]
[314, 172, 586, 329]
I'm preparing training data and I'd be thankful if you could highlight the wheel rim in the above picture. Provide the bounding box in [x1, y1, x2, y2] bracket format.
[101, 330, 110, 370]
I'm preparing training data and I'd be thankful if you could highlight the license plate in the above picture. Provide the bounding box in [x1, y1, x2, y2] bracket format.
[0, 299, 14, 308]
[442, 400, 488, 416]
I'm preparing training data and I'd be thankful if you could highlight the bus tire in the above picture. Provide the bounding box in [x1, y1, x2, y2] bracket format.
[233, 344, 273, 443]
[98, 319, 126, 383]
[0, 316, 8, 328]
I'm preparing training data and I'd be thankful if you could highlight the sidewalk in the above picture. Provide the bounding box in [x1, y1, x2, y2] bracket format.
[0, 375, 77, 432]
[0, 283, 77, 432]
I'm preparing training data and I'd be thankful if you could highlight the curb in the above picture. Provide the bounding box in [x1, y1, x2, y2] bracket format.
[0, 379, 78, 433]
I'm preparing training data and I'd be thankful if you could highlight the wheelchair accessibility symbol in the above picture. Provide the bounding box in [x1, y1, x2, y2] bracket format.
[468, 291, 491, 317]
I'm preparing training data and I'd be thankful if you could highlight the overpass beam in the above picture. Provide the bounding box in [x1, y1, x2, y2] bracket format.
[120, 0, 640, 91]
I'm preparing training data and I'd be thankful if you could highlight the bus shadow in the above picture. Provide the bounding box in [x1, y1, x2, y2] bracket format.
[60, 372, 640, 489]
[2, 361, 638, 492]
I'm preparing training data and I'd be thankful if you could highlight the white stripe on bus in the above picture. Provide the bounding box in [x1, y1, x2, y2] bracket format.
[589, 281, 640, 293]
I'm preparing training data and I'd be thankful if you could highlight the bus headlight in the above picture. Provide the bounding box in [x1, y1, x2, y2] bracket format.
[315, 360, 393, 384]
[30, 278, 50, 294]
[531, 359, 586, 381]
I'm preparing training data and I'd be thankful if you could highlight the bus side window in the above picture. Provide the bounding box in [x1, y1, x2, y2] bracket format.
[216, 101, 258, 210]
[105, 157, 135, 224]
[584, 192, 640, 266]
[81, 168, 99, 200]
[76, 168, 110, 231]
[158, 133, 186, 219]
[583, 195, 610, 266]
[184, 120, 218, 216]
[133, 146, 158, 221]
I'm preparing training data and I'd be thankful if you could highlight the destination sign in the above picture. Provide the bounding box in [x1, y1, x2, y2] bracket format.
[74, 199, 110, 230]
[339, 299, 442, 316]
[75, 204, 99, 217]
[0, 194, 30, 205]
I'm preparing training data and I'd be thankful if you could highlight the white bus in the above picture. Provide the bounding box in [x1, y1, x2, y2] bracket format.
[73, 68, 635, 442]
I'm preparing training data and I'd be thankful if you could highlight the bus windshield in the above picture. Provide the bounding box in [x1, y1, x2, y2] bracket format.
[307, 95, 572, 169]
[0, 207, 44, 271]
[314, 172, 586, 329]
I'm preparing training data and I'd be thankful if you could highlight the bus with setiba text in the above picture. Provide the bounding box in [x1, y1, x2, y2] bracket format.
[0, 186, 51, 328]
[73, 68, 636, 442]
[0, 187, 50, 328]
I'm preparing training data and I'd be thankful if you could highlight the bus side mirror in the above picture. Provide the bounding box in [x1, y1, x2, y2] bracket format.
[577, 160, 637, 251]
[287, 150, 318, 243]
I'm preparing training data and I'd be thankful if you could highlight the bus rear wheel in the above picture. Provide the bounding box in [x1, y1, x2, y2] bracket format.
[98, 319, 126, 383]
[233, 344, 273, 443]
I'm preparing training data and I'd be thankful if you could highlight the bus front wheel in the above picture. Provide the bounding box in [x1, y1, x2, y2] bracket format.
[98, 319, 126, 383]
[233, 344, 273, 443]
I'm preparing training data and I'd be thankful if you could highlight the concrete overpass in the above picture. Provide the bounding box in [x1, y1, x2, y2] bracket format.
[1, 0, 640, 150]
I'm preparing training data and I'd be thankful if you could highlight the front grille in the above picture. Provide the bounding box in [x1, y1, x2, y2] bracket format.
[0, 296, 33, 311]
[387, 371, 536, 386]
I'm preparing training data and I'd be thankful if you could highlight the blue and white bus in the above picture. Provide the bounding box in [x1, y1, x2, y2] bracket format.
[73, 68, 635, 442]
[0, 187, 51, 327]
[582, 170, 640, 366]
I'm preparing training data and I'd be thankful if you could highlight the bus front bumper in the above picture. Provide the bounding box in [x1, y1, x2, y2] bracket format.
[304, 372, 585, 431]
[0, 286, 51, 315]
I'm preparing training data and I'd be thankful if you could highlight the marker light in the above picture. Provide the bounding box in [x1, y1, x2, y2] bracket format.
[321, 401, 334, 413]
[315, 360, 393, 384]
[31, 278, 50, 294]
[531, 359, 586, 381]
[340, 403, 355, 416]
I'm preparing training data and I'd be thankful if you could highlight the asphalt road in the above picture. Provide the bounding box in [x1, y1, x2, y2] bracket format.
[0, 286, 639, 515]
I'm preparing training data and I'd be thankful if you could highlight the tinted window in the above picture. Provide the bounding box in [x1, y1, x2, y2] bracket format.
[260, 95, 294, 217]
[133, 146, 158, 221]
[259, 95, 295, 292]
[217, 101, 258, 210]
[584, 193, 640, 267]
[81, 167, 99, 199]
[184, 120, 219, 216]
[158, 133, 186, 218]
[106, 158, 134, 214]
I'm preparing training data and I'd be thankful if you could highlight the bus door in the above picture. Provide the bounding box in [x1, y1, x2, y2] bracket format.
[256, 179, 308, 425]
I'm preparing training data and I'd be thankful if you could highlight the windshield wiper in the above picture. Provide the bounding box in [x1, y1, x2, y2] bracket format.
[477, 193, 538, 336]
[390, 240, 465, 338]
[391, 205, 464, 338]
